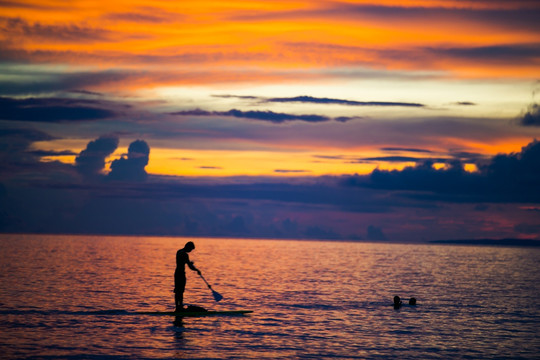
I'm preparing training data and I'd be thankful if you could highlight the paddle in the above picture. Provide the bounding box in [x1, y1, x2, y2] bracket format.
[199, 273, 223, 302]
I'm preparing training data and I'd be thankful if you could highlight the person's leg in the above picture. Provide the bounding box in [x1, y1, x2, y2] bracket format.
[175, 275, 186, 312]
[175, 291, 183, 311]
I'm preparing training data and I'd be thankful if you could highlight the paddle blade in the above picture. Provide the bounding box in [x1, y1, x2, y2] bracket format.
[212, 290, 223, 302]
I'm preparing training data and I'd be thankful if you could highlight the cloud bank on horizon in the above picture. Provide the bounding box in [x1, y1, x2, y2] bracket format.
[0, 0, 539, 242]
[1, 132, 539, 242]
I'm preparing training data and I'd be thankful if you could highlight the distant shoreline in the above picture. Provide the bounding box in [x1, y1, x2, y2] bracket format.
[430, 238, 540, 247]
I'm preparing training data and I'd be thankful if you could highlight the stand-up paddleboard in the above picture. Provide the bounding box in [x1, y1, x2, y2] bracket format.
[133, 310, 252, 317]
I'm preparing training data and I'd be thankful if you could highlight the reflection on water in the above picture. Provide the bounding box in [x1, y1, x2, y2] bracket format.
[0, 234, 539, 359]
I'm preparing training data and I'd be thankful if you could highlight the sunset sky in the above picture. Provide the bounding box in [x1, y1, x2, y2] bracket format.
[1, 0, 539, 242]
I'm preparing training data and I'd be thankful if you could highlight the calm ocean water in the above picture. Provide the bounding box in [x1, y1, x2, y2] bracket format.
[0, 234, 538, 359]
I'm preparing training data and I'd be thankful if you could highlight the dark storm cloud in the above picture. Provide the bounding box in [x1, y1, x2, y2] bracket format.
[170, 108, 359, 123]
[519, 104, 540, 126]
[0, 17, 113, 43]
[75, 136, 119, 178]
[0, 97, 118, 122]
[352, 139, 540, 203]
[214, 94, 424, 107]
[108, 140, 150, 182]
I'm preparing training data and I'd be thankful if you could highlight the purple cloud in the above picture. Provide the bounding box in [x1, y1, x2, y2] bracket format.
[108, 140, 150, 181]
[75, 136, 119, 178]
[170, 108, 359, 123]
[215, 94, 424, 107]
[352, 139, 540, 203]
[0, 97, 118, 122]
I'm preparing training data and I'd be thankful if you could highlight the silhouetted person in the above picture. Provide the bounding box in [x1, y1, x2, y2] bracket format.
[175, 241, 200, 312]
[409, 297, 417, 305]
[393, 295, 402, 309]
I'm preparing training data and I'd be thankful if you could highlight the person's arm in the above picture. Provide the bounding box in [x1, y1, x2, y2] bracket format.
[187, 257, 201, 274]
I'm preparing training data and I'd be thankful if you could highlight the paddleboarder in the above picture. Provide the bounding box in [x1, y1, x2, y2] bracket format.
[175, 241, 201, 312]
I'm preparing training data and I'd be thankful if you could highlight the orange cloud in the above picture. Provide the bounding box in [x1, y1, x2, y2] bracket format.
[2, 0, 538, 82]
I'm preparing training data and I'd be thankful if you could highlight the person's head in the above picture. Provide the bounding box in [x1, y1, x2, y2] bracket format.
[184, 241, 195, 252]
[393, 296, 401, 305]
[409, 297, 417, 306]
